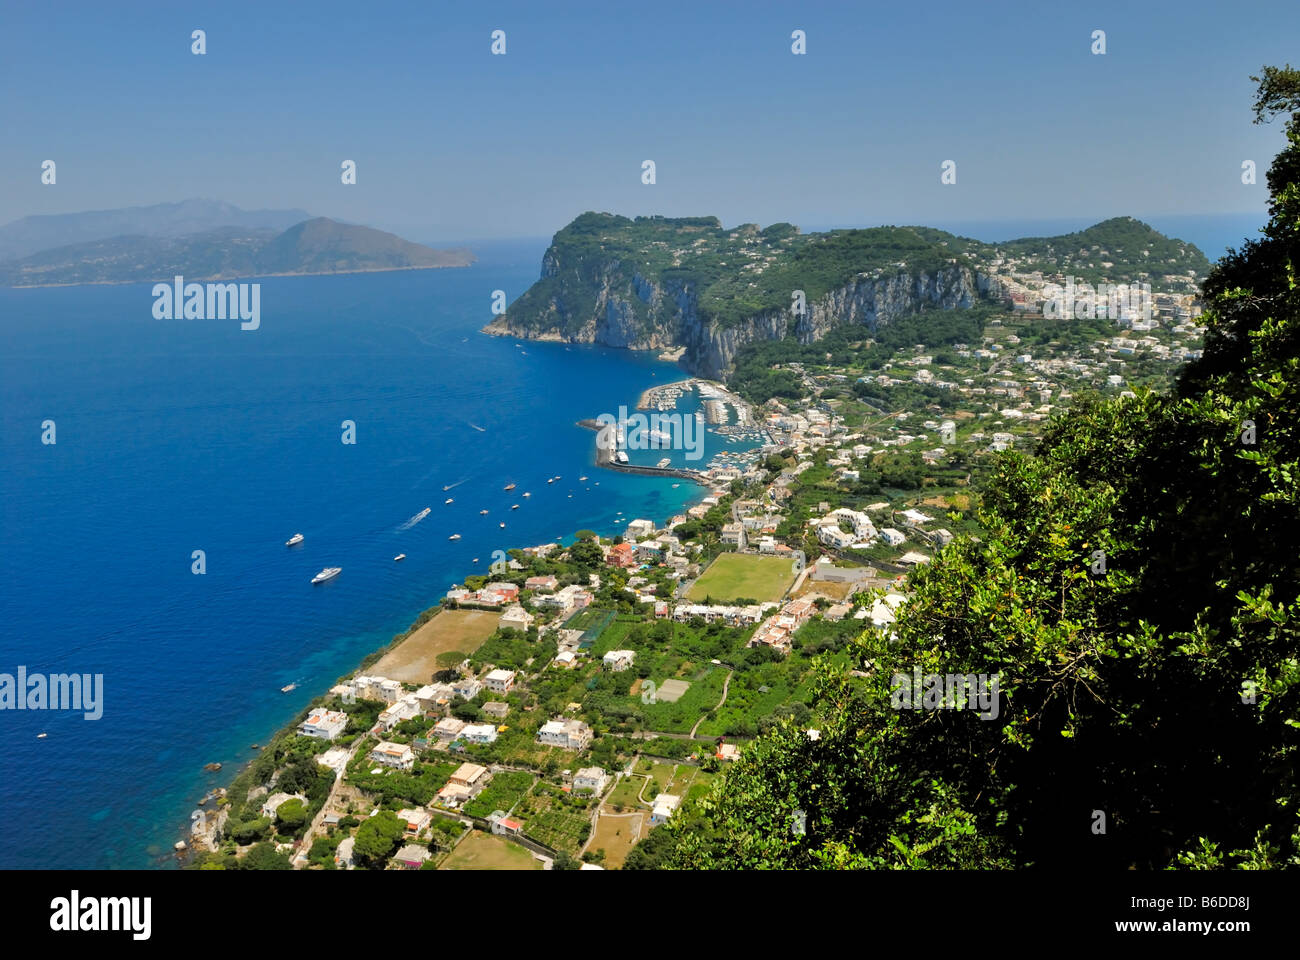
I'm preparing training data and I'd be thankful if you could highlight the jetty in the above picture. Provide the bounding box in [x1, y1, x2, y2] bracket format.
[576, 420, 711, 485]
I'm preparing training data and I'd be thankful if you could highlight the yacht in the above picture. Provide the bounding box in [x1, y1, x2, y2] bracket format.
[448, 533, 461, 541]
[285, 533, 304, 547]
[393, 553, 406, 562]
[311, 567, 342, 584]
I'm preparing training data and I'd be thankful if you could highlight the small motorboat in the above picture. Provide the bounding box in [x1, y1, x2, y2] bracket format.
[445, 498, 454, 505]
[449, 534, 461, 541]
[394, 553, 406, 562]
[499, 522, 506, 528]
[281, 683, 297, 693]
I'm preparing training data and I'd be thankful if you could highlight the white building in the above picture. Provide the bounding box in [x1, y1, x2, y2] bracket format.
[573, 766, 609, 795]
[369, 741, 415, 770]
[602, 650, 635, 672]
[484, 669, 516, 694]
[460, 723, 498, 744]
[536, 718, 593, 751]
[625, 518, 656, 540]
[499, 605, 534, 632]
[879, 528, 906, 547]
[298, 708, 348, 740]
[650, 793, 682, 824]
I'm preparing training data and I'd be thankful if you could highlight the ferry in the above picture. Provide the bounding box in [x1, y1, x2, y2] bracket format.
[311, 567, 342, 584]
[504, 483, 516, 491]
[285, 533, 304, 547]
[448, 533, 461, 541]
[393, 553, 406, 562]
[657, 458, 672, 468]
[281, 683, 297, 693]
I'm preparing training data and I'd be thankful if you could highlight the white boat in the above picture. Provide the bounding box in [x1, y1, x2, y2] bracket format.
[285, 533, 304, 547]
[504, 483, 516, 491]
[499, 522, 506, 528]
[393, 553, 406, 562]
[547, 478, 555, 484]
[311, 567, 341, 584]
[36, 732, 47, 739]
[511, 504, 520, 510]
[480, 509, 489, 515]
[449, 534, 461, 541]
[281, 683, 297, 693]
[579, 476, 588, 481]
[522, 492, 530, 498]
[445, 498, 454, 505]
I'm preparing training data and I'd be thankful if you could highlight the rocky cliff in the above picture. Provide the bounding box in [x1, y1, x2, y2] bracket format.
[483, 211, 1202, 377]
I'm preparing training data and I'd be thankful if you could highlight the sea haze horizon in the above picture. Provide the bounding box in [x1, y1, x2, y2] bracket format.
[0, 244, 717, 869]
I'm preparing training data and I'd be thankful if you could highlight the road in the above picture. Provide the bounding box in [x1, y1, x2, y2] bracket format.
[689, 669, 733, 738]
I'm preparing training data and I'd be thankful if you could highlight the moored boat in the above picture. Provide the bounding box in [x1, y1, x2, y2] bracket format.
[311, 567, 342, 584]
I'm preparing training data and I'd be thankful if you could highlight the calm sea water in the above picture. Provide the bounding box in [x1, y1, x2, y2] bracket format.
[0, 242, 730, 869]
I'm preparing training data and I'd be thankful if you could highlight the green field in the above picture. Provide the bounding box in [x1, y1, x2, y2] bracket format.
[686, 553, 797, 603]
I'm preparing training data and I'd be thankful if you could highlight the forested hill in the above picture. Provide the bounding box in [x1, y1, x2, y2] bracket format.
[483, 212, 1210, 377]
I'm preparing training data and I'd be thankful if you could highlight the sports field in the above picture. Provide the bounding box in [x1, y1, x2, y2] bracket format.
[686, 553, 797, 603]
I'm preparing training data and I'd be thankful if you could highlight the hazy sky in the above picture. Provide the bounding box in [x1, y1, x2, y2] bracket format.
[1, 0, 1296, 239]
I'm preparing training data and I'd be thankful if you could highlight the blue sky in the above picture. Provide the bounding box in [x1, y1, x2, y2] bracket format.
[1, 0, 1296, 240]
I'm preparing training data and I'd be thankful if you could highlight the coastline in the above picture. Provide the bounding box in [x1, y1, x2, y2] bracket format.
[3, 262, 474, 291]
[170, 419, 718, 863]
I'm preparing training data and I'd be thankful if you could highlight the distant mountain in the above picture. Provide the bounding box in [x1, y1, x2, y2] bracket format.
[0, 199, 312, 262]
[255, 218, 472, 275]
[0, 217, 475, 287]
[484, 212, 1210, 377]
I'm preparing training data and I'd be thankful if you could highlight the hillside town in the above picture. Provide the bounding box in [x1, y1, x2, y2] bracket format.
[185, 284, 1205, 871]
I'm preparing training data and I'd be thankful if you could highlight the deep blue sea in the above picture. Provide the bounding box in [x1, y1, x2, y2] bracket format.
[0, 241, 734, 869]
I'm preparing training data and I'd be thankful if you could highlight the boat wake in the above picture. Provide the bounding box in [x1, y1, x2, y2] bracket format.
[397, 506, 433, 530]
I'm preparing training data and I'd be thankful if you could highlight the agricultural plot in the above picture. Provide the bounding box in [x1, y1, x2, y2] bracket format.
[440, 830, 541, 870]
[463, 771, 535, 819]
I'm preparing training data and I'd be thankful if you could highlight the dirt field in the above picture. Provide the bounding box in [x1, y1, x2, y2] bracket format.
[439, 829, 541, 870]
[590, 808, 644, 868]
[369, 609, 500, 683]
[794, 579, 858, 601]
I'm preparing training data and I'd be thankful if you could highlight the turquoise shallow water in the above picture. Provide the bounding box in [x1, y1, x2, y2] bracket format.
[0, 242, 724, 868]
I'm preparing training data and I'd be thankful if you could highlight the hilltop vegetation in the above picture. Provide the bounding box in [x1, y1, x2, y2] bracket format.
[497, 211, 1209, 342]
